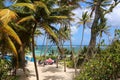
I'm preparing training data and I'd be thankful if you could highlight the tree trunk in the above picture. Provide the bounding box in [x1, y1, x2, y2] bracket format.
[56, 55, 59, 68]
[87, 0, 102, 57]
[61, 41, 66, 72]
[42, 36, 48, 67]
[43, 36, 48, 61]
[32, 23, 39, 80]
[40, 35, 46, 57]
[55, 43, 62, 68]
[68, 22, 77, 75]
[87, 30, 97, 56]
[63, 56, 66, 72]
[80, 24, 85, 50]
[19, 45, 26, 74]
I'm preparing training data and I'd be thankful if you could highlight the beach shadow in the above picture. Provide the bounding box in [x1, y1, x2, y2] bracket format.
[42, 66, 62, 73]
[43, 75, 64, 80]
[16, 68, 36, 80]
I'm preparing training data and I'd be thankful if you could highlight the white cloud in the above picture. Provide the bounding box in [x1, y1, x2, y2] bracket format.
[70, 26, 78, 35]
[105, 4, 120, 28]
[72, 3, 120, 29]
[71, 8, 91, 24]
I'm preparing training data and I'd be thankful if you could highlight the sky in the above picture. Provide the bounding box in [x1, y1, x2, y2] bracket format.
[36, 1, 120, 45]
[4, 0, 120, 45]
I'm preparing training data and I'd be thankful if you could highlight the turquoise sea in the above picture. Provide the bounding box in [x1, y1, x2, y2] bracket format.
[27, 45, 107, 56]
[25, 45, 107, 62]
[33, 45, 83, 56]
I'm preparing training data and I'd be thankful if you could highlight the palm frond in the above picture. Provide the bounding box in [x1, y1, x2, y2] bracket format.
[6, 37, 18, 57]
[49, 16, 68, 19]
[11, 22, 26, 31]
[2, 25, 22, 45]
[42, 23, 58, 42]
[34, 1, 50, 16]
[12, 3, 36, 12]
[34, 29, 42, 35]
[0, 9, 17, 24]
[6, 36, 18, 68]
[17, 15, 35, 24]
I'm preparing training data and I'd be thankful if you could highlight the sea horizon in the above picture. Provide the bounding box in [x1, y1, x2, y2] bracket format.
[28, 45, 108, 56]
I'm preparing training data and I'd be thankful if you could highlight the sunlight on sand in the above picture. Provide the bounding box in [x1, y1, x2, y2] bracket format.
[17, 61, 76, 80]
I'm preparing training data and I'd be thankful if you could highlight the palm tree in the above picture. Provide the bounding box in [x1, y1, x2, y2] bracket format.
[0, 9, 22, 68]
[71, 11, 91, 74]
[59, 25, 70, 72]
[56, 0, 83, 73]
[98, 26, 110, 46]
[43, 34, 49, 61]
[78, 11, 91, 50]
[13, 0, 68, 79]
[0, 0, 35, 74]
[84, 0, 120, 57]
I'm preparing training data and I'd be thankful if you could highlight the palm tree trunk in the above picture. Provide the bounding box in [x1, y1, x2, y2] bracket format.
[32, 23, 39, 80]
[61, 40, 66, 72]
[40, 35, 46, 57]
[56, 43, 63, 68]
[80, 24, 85, 50]
[19, 45, 26, 74]
[87, 0, 102, 57]
[43, 36, 48, 63]
[68, 23, 77, 75]
[56, 55, 59, 68]
[63, 56, 66, 72]
[73, 23, 86, 75]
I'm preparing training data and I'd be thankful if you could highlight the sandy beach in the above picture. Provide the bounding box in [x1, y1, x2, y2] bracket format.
[16, 61, 76, 80]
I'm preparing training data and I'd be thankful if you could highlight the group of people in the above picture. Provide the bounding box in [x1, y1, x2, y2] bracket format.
[38, 58, 54, 66]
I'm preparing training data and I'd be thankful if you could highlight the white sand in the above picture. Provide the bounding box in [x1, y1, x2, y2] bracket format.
[17, 61, 76, 80]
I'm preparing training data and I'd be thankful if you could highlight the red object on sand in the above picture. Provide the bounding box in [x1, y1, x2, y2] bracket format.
[47, 58, 53, 63]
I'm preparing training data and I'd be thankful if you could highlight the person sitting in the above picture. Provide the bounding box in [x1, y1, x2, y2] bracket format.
[38, 60, 43, 65]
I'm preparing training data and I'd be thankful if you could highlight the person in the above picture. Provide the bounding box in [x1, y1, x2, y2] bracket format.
[38, 59, 43, 65]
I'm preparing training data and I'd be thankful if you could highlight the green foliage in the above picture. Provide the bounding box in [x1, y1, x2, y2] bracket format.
[76, 53, 120, 80]
[77, 54, 85, 67]
[108, 40, 120, 54]
[0, 58, 18, 80]
[115, 29, 120, 40]
[75, 40, 120, 80]
[66, 60, 74, 68]
[36, 55, 56, 61]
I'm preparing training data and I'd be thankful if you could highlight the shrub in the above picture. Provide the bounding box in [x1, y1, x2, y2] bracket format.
[66, 61, 74, 68]
[0, 58, 18, 80]
[75, 40, 120, 80]
[75, 53, 120, 80]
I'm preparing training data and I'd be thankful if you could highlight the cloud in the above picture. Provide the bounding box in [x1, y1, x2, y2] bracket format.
[71, 8, 91, 24]
[105, 4, 120, 28]
[70, 26, 78, 35]
[72, 3, 120, 29]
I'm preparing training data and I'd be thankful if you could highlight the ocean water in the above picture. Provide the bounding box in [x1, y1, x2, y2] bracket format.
[28, 45, 107, 56]
[33, 45, 82, 56]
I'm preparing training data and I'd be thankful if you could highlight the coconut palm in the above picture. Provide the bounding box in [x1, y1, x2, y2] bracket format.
[78, 11, 91, 50]
[84, 0, 120, 56]
[12, 0, 68, 79]
[97, 26, 110, 46]
[59, 25, 70, 72]
[0, 9, 22, 67]
[72, 11, 91, 74]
